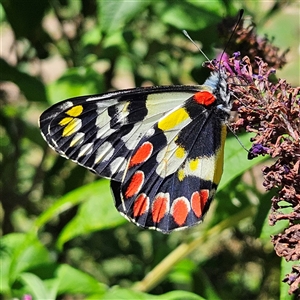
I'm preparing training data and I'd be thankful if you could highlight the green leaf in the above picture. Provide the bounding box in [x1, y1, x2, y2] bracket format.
[158, 290, 206, 300]
[192, 268, 221, 300]
[252, 190, 275, 237]
[34, 180, 125, 249]
[55, 264, 107, 296]
[99, 0, 151, 33]
[185, 0, 228, 12]
[168, 259, 196, 286]
[19, 272, 58, 300]
[1, 0, 49, 38]
[210, 133, 268, 226]
[159, 2, 221, 30]
[101, 287, 205, 300]
[0, 58, 47, 102]
[279, 259, 295, 300]
[56, 180, 126, 249]
[14, 263, 107, 298]
[0, 238, 14, 294]
[102, 287, 154, 300]
[220, 133, 267, 190]
[260, 213, 289, 242]
[0, 233, 52, 294]
[47, 67, 105, 104]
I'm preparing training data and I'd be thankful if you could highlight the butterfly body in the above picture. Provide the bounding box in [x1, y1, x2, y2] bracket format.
[40, 70, 231, 233]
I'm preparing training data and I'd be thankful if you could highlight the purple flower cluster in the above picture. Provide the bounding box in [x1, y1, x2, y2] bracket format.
[211, 15, 300, 295]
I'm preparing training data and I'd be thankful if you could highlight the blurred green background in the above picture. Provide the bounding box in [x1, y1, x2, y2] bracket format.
[0, 1, 299, 299]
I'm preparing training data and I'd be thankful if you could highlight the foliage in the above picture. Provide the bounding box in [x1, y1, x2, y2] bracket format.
[0, 1, 298, 299]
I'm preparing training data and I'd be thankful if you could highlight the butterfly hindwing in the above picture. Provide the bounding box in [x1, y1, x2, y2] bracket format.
[112, 91, 228, 233]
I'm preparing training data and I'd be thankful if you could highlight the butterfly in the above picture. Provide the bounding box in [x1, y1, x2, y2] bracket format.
[39, 66, 232, 234]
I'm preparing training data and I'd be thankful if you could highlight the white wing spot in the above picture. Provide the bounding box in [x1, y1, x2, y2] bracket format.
[60, 101, 74, 110]
[145, 127, 155, 138]
[70, 132, 85, 147]
[110, 156, 128, 175]
[185, 156, 217, 181]
[96, 108, 116, 139]
[156, 137, 187, 177]
[78, 143, 94, 158]
[94, 141, 114, 164]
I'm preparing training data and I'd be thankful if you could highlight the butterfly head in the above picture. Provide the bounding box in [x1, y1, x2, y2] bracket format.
[203, 66, 231, 118]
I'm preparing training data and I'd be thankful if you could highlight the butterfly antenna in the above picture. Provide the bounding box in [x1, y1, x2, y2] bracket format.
[219, 9, 244, 65]
[223, 10, 249, 154]
[227, 124, 249, 153]
[182, 30, 214, 68]
[184, 9, 244, 71]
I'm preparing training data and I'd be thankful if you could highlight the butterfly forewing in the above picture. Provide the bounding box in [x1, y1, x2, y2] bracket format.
[40, 86, 201, 181]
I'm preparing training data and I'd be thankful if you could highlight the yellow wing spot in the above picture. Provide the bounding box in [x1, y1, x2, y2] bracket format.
[66, 105, 83, 117]
[213, 125, 227, 184]
[189, 158, 199, 171]
[62, 118, 82, 137]
[122, 101, 130, 112]
[158, 108, 189, 131]
[175, 146, 185, 158]
[177, 169, 185, 181]
[59, 117, 73, 126]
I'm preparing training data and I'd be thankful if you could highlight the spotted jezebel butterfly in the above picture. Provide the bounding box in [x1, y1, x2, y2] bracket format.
[39, 11, 243, 233]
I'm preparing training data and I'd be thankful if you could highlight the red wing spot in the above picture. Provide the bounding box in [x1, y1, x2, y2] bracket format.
[133, 193, 149, 217]
[191, 192, 201, 217]
[125, 171, 144, 199]
[191, 190, 209, 218]
[171, 197, 189, 226]
[129, 142, 153, 168]
[193, 91, 216, 106]
[152, 193, 169, 224]
[200, 190, 209, 202]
